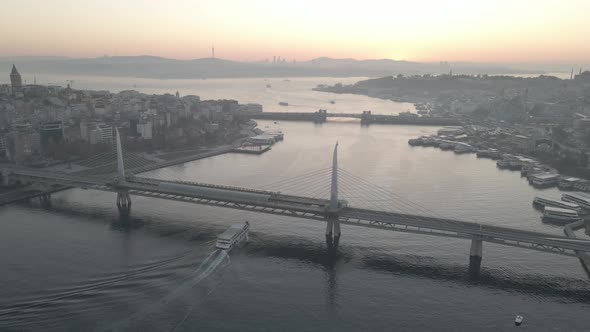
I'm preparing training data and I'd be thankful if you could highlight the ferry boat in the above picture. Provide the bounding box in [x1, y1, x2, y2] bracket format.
[496, 159, 515, 169]
[439, 142, 455, 150]
[476, 149, 491, 158]
[453, 143, 474, 154]
[533, 196, 582, 213]
[216, 221, 250, 250]
[574, 180, 590, 192]
[278, 102, 289, 106]
[408, 138, 423, 146]
[562, 192, 590, 210]
[477, 148, 502, 158]
[421, 137, 438, 147]
[529, 173, 560, 188]
[558, 176, 581, 190]
[542, 206, 581, 224]
[521, 161, 543, 176]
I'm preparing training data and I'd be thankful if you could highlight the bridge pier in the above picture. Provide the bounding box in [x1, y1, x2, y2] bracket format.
[325, 217, 341, 248]
[116, 190, 132, 216]
[314, 109, 327, 123]
[360, 110, 372, 125]
[468, 237, 483, 278]
[39, 193, 51, 208]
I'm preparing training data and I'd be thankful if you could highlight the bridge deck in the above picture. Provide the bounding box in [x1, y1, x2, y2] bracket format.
[4, 167, 590, 256]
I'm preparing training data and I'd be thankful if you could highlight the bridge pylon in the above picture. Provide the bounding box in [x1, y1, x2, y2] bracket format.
[115, 127, 131, 216]
[326, 142, 341, 247]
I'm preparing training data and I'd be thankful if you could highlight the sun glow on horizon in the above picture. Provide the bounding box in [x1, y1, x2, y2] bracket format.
[1, 0, 589, 63]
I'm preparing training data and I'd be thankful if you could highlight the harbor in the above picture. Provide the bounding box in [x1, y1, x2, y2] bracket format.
[408, 126, 590, 193]
[409, 127, 590, 246]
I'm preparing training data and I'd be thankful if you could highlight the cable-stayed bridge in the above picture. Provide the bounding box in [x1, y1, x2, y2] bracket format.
[2, 129, 590, 277]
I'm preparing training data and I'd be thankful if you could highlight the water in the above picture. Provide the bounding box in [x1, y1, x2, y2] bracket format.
[2, 78, 590, 331]
[0, 74, 415, 115]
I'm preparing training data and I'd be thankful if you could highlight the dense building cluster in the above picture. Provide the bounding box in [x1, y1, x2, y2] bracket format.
[0, 65, 262, 165]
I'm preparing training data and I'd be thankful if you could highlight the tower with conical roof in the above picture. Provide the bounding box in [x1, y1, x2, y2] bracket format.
[10, 64, 22, 94]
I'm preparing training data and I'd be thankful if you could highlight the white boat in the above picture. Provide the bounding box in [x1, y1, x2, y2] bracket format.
[562, 192, 590, 210]
[529, 173, 559, 188]
[216, 221, 250, 250]
[515, 315, 524, 326]
[533, 196, 582, 213]
[542, 206, 581, 223]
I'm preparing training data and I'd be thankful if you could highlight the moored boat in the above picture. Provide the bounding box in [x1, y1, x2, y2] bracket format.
[542, 206, 581, 224]
[558, 176, 581, 190]
[562, 192, 590, 210]
[533, 196, 583, 213]
[439, 142, 455, 150]
[529, 172, 560, 188]
[454, 143, 474, 154]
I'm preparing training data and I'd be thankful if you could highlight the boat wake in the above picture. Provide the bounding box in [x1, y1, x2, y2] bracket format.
[107, 249, 230, 331]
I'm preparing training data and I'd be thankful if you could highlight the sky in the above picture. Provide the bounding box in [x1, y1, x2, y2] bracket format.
[1, 0, 589, 63]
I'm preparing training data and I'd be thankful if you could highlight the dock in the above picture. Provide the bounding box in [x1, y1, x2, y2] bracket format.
[232, 145, 272, 154]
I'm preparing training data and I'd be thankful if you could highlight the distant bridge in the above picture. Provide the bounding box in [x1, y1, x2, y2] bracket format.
[250, 110, 461, 125]
[2, 129, 590, 278]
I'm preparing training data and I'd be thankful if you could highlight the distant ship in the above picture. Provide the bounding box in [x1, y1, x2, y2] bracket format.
[330, 100, 335, 104]
[266, 84, 271, 88]
[278, 102, 288, 106]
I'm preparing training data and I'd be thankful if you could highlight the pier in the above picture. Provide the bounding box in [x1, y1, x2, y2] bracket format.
[251, 110, 461, 126]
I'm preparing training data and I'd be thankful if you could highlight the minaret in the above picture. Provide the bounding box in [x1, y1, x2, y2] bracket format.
[571, 68, 574, 80]
[212, 45, 215, 59]
[10, 64, 22, 93]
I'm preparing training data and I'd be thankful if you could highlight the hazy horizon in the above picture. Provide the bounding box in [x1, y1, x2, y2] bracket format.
[2, 0, 589, 64]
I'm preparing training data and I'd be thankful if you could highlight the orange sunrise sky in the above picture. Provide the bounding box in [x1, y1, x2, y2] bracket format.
[1, 0, 589, 63]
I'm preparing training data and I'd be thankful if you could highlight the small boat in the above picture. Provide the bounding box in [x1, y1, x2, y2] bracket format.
[330, 100, 335, 104]
[515, 315, 524, 326]
[216, 221, 250, 250]
[278, 102, 288, 106]
[266, 84, 271, 88]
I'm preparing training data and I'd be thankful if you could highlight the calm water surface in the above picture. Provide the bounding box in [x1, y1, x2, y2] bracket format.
[1, 78, 590, 331]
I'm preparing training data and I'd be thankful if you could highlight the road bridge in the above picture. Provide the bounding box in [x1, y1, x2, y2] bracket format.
[250, 110, 461, 125]
[2, 129, 590, 278]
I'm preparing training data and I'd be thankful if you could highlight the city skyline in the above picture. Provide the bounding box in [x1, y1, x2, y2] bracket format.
[1, 0, 590, 64]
